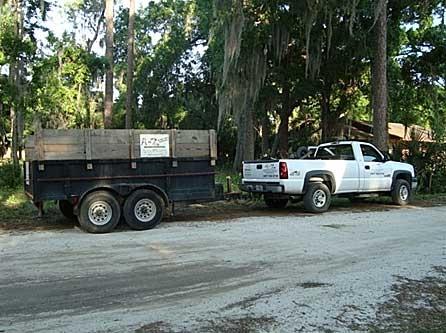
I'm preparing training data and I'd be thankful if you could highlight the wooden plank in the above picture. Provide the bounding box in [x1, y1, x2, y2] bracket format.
[85, 129, 93, 170]
[41, 151, 86, 160]
[36, 129, 45, 162]
[24, 129, 215, 161]
[176, 143, 210, 157]
[129, 130, 136, 169]
[209, 129, 217, 160]
[91, 144, 132, 159]
[41, 144, 85, 154]
[171, 129, 177, 158]
[176, 130, 209, 144]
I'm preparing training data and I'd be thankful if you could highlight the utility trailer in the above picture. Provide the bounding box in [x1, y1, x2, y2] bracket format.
[24, 129, 219, 233]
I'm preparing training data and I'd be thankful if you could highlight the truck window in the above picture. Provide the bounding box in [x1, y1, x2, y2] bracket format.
[361, 144, 383, 162]
[315, 144, 355, 160]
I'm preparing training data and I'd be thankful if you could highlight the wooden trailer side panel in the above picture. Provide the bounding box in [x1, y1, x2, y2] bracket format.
[25, 129, 217, 162]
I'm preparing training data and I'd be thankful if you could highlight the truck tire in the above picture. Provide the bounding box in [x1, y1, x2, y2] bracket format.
[59, 200, 76, 221]
[123, 189, 164, 230]
[303, 183, 332, 213]
[78, 191, 121, 233]
[391, 179, 411, 206]
[264, 197, 288, 209]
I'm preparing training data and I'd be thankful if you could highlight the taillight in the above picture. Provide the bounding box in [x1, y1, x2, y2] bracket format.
[279, 162, 288, 179]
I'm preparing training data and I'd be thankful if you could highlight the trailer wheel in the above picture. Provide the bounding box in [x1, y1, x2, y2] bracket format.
[78, 191, 121, 233]
[58, 200, 76, 221]
[123, 189, 164, 230]
[303, 182, 332, 213]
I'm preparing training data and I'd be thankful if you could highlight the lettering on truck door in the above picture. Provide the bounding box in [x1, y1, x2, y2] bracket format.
[359, 144, 391, 191]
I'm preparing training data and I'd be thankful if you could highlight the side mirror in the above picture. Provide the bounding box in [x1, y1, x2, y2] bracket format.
[382, 152, 391, 162]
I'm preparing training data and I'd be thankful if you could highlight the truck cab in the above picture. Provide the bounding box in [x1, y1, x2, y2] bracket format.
[241, 141, 417, 213]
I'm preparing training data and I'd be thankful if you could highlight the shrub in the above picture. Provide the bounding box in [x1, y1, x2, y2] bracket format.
[0, 160, 22, 189]
[392, 142, 446, 194]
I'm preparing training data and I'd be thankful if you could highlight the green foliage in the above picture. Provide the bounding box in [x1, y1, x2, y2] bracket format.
[393, 141, 446, 193]
[0, 160, 22, 189]
[29, 37, 106, 129]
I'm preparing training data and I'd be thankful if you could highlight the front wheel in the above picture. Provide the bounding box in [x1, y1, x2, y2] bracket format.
[123, 189, 164, 230]
[78, 191, 121, 233]
[303, 183, 332, 213]
[391, 179, 411, 206]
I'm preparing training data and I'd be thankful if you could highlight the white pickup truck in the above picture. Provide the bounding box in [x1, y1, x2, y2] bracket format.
[241, 141, 417, 213]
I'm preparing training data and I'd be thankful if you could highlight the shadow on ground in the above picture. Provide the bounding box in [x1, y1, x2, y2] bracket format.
[1, 195, 445, 233]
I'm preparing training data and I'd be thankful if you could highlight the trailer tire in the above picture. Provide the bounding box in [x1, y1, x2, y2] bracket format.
[303, 182, 331, 213]
[78, 191, 121, 233]
[123, 189, 164, 230]
[58, 200, 76, 221]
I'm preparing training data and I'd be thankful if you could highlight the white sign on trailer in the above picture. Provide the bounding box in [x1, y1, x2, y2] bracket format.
[140, 134, 170, 158]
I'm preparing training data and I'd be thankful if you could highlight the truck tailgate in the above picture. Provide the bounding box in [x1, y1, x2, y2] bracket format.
[243, 161, 279, 180]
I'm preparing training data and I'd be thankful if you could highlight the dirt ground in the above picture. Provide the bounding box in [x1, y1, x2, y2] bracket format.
[1, 195, 446, 233]
[0, 204, 445, 332]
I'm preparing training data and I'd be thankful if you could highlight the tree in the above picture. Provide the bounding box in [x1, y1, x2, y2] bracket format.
[125, 0, 135, 129]
[104, 0, 114, 128]
[371, 0, 389, 150]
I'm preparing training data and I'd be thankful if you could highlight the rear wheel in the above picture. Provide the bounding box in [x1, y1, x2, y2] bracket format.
[264, 196, 288, 209]
[78, 191, 121, 233]
[123, 189, 164, 230]
[391, 179, 411, 206]
[58, 200, 76, 221]
[303, 183, 332, 213]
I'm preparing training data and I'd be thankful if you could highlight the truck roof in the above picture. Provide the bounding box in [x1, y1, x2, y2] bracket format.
[318, 140, 374, 147]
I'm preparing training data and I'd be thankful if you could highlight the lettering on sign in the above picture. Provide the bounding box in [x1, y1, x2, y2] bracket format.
[140, 134, 170, 158]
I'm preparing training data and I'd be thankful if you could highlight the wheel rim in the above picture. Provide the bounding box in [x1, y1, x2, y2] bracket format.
[399, 185, 409, 201]
[88, 201, 113, 226]
[312, 189, 327, 208]
[134, 199, 156, 222]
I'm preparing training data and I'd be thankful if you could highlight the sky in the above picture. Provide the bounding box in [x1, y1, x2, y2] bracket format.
[36, 0, 154, 55]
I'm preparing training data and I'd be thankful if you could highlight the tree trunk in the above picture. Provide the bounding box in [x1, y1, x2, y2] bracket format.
[125, 0, 136, 129]
[233, 104, 255, 171]
[104, 0, 114, 128]
[17, 57, 24, 160]
[261, 108, 270, 156]
[9, 63, 19, 166]
[371, 0, 389, 151]
[9, 0, 21, 166]
[320, 88, 331, 142]
[277, 85, 294, 158]
[320, 85, 345, 141]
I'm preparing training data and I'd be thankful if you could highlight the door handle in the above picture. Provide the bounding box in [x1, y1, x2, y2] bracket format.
[365, 165, 370, 170]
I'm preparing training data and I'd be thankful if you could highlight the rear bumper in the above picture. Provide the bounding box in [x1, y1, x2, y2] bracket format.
[240, 182, 284, 193]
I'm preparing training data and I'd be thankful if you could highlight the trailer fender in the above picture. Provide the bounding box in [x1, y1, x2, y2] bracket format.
[74, 186, 122, 215]
[127, 185, 169, 207]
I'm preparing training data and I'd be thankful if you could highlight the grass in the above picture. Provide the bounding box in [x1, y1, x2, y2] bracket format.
[0, 185, 58, 219]
[215, 167, 242, 193]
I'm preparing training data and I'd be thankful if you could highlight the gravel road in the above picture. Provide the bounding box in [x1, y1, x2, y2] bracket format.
[0, 206, 445, 332]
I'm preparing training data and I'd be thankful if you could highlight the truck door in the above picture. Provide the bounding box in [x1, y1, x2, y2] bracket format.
[359, 144, 392, 191]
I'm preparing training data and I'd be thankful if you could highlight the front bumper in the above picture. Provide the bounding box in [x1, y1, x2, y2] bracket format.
[412, 177, 418, 192]
[240, 182, 284, 193]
